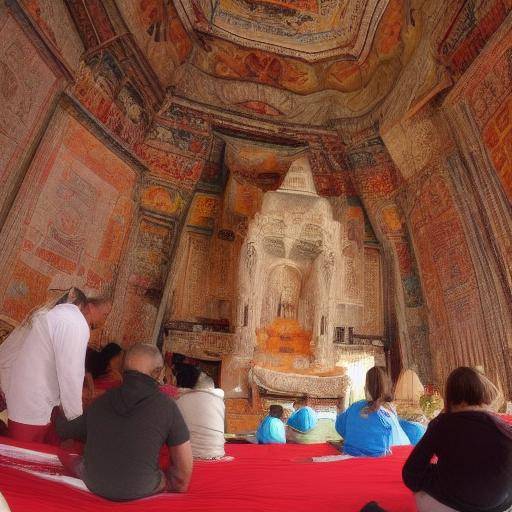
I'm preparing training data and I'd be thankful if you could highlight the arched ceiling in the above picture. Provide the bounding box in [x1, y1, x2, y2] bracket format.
[174, 0, 390, 62]
[115, 0, 420, 116]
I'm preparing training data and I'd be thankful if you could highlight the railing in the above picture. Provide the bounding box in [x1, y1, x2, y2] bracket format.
[333, 326, 386, 347]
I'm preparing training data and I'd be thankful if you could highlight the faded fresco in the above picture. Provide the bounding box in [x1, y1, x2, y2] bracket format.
[0, 111, 136, 323]
[0, 13, 59, 214]
[19, 0, 84, 71]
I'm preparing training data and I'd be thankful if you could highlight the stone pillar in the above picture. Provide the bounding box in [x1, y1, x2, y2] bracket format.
[344, 131, 432, 384]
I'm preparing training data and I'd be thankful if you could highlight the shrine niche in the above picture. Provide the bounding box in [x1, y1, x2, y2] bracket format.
[164, 151, 386, 412]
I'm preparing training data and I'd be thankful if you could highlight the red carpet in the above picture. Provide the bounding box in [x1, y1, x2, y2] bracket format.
[0, 437, 416, 512]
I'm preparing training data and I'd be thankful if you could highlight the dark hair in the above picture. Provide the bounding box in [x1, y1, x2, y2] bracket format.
[365, 367, 393, 411]
[175, 363, 201, 389]
[87, 343, 122, 379]
[269, 405, 284, 419]
[172, 353, 186, 365]
[445, 367, 499, 412]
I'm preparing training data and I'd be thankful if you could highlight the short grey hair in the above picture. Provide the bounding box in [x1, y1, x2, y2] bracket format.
[124, 343, 163, 373]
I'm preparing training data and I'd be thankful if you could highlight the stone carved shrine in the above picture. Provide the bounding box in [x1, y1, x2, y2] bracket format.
[0, 0, 511, 432]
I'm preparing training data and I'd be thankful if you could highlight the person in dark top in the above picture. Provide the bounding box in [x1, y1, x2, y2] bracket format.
[403, 367, 512, 512]
[56, 343, 193, 501]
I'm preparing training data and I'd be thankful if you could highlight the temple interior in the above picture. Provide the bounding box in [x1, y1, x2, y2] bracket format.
[0, 0, 511, 433]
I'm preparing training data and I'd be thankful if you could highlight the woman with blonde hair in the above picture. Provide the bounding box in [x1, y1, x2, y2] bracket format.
[403, 367, 512, 512]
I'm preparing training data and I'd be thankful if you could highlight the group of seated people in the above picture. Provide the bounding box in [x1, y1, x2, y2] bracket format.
[57, 343, 228, 501]
[256, 366, 512, 512]
[83, 344, 227, 462]
[0, 289, 511, 511]
[257, 368, 426, 451]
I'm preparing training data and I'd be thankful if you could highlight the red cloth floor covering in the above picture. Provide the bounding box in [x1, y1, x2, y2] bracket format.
[0, 437, 417, 512]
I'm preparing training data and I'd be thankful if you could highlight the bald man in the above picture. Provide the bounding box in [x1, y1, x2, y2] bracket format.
[56, 343, 192, 501]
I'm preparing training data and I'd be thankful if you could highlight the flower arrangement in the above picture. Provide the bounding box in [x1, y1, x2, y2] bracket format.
[419, 384, 444, 419]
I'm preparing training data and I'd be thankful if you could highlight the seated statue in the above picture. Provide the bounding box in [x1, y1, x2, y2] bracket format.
[175, 364, 226, 460]
[256, 405, 286, 444]
[336, 367, 416, 457]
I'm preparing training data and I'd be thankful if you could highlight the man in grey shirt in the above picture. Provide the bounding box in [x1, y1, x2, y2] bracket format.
[57, 343, 193, 501]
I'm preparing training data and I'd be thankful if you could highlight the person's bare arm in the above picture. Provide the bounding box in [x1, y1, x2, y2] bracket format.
[83, 372, 94, 403]
[167, 440, 193, 493]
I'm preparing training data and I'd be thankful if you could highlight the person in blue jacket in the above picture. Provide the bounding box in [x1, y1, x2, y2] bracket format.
[287, 397, 318, 434]
[256, 405, 286, 444]
[336, 367, 415, 457]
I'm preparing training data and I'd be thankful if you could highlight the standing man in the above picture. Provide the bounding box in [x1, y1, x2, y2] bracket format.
[0, 288, 112, 442]
[57, 343, 193, 501]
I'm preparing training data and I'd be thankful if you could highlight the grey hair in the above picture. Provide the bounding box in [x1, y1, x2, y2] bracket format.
[124, 343, 163, 372]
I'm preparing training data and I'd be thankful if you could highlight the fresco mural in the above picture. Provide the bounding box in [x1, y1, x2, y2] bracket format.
[174, 0, 390, 61]
[116, 0, 192, 84]
[19, 0, 84, 71]
[408, 169, 497, 388]
[0, 110, 136, 323]
[0, 13, 60, 215]
[434, 0, 512, 78]
[141, 185, 184, 217]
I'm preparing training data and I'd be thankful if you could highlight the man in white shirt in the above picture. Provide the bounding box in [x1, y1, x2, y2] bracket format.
[0, 289, 111, 443]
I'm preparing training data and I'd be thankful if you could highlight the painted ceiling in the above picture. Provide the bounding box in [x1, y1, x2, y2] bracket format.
[62, 0, 504, 127]
[115, 0, 422, 123]
[173, 0, 390, 62]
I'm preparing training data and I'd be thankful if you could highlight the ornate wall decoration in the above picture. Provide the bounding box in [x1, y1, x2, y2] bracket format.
[434, 0, 511, 78]
[408, 168, 494, 387]
[119, 216, 176, 344]
[115, 0, 192, 84]
[73, 48, 153, 150]
[141, 185, 184, 217]
[187, 193, 220, 231]
[0, 12, 60, 218]
[19, 0, 84, 72]
[362, 246, 383, 335]
[179, 232, 211, 319]
[175, 0, 390, 62]
[346, 132, 430, 379]
[0, 108, 136, 322]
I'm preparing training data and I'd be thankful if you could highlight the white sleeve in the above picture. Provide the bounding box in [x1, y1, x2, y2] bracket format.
[53, 318, 89, 420]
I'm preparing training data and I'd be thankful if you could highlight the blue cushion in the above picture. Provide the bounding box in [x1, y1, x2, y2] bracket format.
[399, 419, 426, 445]
[287, 406, 318, 433]
[256, 416, 286, 444]
[336, 400, 393, 457]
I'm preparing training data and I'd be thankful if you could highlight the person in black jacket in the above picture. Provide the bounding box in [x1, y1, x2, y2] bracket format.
[402, 367, 512, 512]
[57, 343, 193, 501]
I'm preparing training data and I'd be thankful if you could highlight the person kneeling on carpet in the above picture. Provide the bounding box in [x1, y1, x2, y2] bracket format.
[335, 367, 412, 457]
[56, 343, 193, 501]
[175, 364, 227, 460]
[403, 367, 512, 512]
[257, 405, 286, 444]
[286, 397, 319, 443]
